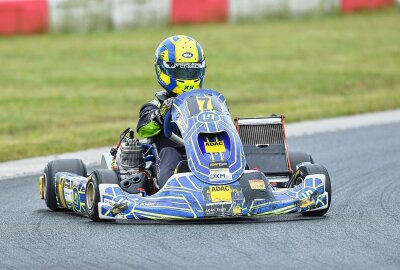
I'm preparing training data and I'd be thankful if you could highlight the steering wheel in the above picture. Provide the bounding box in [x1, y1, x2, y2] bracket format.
[163, 110, 184, 146]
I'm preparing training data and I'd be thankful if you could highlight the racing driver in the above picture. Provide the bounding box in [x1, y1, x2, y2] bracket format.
[136, 35, 206, 188]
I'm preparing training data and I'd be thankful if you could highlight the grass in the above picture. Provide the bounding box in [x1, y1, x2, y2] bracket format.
[0, 9, 399, 162]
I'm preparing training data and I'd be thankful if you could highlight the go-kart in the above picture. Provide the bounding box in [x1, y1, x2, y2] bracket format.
[39, 89, 331, 221]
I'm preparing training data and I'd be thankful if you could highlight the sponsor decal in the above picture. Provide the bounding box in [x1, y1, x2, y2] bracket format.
[64, 189, 74, 203]
[203, 186, 244, 216]
[209, 161, 228, 169]
[298, 197, 316, 209]
[208, 185, 232, 203]
[204, 140, 225, 153]
[139, 201, 157, 207]
[110, 202, 129, 216]
[203, 186, 243, 203]
[211, 186, 230, 192]
[203, 203, 242, 217]
[233, 205, 242, 215]
[248, 179, 266, 190]
[208, 156, 229, 178]
[197, 111, 219, 123]
[204, 204, 231, 217]
[209, 168, 232, 181]
[168, 62, 201, 68]
[182, 52, 193, 58]
[104, 198, 115, 207]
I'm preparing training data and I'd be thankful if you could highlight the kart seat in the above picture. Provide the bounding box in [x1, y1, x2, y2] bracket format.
[175, 160, 191, 174]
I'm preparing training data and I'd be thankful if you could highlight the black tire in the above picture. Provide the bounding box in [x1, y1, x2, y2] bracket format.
[43, 159, 87, 211]
[289, 151, 314, 174]
[288, 164, 331, 217]
[86, 169, 119, 222]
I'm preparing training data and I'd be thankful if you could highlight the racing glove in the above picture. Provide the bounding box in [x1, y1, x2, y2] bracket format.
[150, 98, 175, 127]
[150, 109, 163, 126]
[159, 97, 175, 117]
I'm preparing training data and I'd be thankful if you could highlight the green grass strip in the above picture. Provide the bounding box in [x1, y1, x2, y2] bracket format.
[0, 9, 399, 161]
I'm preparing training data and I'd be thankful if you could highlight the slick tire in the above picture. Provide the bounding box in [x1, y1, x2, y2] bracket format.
[43, 159, 87, 211]
[288, 164, 331, 217]
[86, 169, 119, 222]
[289, 151, 314, 174]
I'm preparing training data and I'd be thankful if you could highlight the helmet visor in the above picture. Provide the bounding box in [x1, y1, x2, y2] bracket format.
[163, 61, 206, 80]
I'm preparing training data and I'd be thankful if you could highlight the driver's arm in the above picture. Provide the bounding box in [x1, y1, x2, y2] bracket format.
[137, 101, 162, 138]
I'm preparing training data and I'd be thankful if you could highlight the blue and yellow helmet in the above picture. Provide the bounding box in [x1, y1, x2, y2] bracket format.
[154, 35, 206, 95]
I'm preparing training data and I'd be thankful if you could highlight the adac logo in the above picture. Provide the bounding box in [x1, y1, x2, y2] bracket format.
[211, 186, 230, 192]
[204, 140, 225, 153]
[205, 141, 223, 147]
[182, 52, 193, 58]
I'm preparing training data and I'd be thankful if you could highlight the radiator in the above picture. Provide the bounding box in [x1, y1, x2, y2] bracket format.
[236, 117, 285, 145]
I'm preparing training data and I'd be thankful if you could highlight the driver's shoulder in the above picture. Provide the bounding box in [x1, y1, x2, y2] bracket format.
[148, 99, 160, 108]
[141, 90, 165, 109]
[140, 90, 171, 111]
[155, 90, 169, 102]
[139, 98, 160, 114]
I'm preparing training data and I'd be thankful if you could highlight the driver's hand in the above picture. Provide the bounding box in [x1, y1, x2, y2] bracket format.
[151, 109, 163, 126]
[160, 97, 175, 117]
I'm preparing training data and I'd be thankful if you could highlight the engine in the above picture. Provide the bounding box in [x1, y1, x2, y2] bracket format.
[110, 128, 156, 195]
[119, 137, 144, 170]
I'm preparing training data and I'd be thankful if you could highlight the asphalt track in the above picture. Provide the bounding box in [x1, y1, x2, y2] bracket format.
[1, 123, 400, 270]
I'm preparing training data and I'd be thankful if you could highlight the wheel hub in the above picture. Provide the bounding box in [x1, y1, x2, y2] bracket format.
[86, 181, 95, 210]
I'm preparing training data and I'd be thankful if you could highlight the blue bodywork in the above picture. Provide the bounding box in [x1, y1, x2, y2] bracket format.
[55, 89, 329, 220]
[171, 89, 246, 185]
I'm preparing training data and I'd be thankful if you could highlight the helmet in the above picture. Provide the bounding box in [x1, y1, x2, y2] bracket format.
[154, 35, 206, 95]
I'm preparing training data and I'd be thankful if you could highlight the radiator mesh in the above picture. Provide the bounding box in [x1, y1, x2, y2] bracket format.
[238, 124, 284, 145]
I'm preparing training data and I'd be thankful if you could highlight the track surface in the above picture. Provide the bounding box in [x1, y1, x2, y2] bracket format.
[1, 123, 400, 270]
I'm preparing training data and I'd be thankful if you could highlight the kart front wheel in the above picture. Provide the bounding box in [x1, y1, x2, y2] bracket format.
[86, 169, 119, 222]
[43, 159, 87, 211]
[289, 164, 331, 217]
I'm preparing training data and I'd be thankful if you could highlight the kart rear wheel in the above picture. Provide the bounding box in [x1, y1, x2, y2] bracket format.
[289, 164, 331, 217]
[86, 169, 119, 222]
[43, 159, 87, 211]
[289, 151, 314, 174]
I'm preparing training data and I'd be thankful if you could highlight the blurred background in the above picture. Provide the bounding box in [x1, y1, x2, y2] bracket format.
[0, 0, 399, 162]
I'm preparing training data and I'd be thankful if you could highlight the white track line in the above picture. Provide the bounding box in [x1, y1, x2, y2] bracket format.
[1, 109, 399, 180]
[0, 147, 112, 180]
[285, 109, 400, 137]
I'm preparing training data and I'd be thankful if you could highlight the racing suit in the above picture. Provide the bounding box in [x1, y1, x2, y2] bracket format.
[136, 90, 184, 188]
